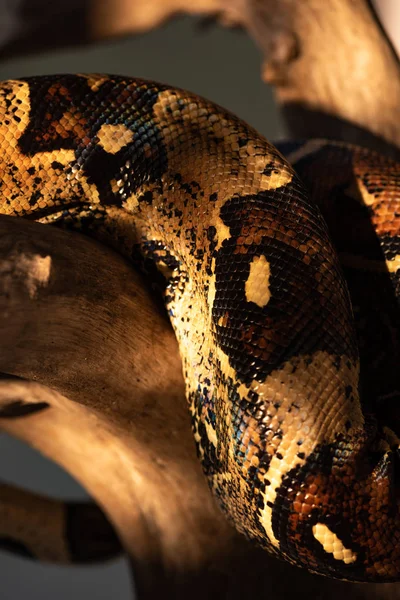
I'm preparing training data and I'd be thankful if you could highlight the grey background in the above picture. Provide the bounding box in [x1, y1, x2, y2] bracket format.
[0, 16, 283, 600]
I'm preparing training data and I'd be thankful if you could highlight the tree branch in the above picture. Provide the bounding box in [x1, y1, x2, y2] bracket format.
[242, 0, 400, 154]
[2, 1, 400, 154]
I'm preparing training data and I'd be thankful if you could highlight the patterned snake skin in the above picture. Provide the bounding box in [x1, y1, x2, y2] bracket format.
[0, 74, 399, 582]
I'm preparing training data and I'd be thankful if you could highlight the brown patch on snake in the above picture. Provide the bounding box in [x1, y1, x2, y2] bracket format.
[207, 348, 362, 551]
[256, 352, 362, 548]
[0, 79, 100, 217]
[346, 151, 400, 239]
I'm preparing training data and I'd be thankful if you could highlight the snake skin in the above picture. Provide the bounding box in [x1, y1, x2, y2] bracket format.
[0, 74, 399, 582]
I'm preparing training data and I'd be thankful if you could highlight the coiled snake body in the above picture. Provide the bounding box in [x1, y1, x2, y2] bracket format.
[0, 74, 399, 582]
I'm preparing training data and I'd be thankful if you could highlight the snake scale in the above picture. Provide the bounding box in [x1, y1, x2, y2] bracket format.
[0, 73, 399, 582]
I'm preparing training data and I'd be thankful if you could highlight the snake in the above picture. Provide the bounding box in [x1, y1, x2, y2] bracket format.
[0, 73, 399, 582]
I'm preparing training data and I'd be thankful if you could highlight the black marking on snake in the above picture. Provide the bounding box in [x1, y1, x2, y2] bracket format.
[266, 441, 366, 577]
[212, 185, 356, 386]
[262, 161, 280, 176]
[139, 190, 153, 204]
[0, 400, 49, 418]
[18, 75, 83, 154]
[19, 75, 170, 205]
[29, 190, 41, 207]
[191, 390, 220, 473]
